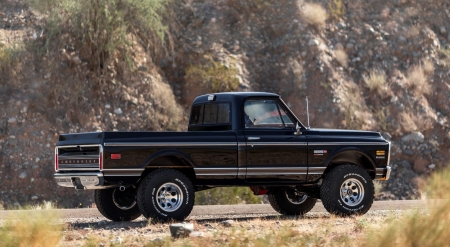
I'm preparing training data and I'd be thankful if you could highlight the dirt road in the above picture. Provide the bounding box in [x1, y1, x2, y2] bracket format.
[0, 200, 424, 221]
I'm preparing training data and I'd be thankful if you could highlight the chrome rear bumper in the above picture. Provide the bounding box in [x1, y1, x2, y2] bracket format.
[54, 172, 105, 190]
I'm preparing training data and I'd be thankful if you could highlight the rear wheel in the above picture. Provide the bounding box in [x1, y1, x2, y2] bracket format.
[268, 187, 317, 215]
[137, 169, 195, 222]
[320, 164, 374, 216]
[94, 187, 141, 221]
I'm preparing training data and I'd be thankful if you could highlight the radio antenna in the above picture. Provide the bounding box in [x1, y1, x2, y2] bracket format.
[306, 96, 310, 130]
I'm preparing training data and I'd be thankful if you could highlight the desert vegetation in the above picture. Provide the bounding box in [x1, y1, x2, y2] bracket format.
[28, 0, 169, 72]
[407, 64, 431, 95]
[363, 68, 388, 95]
[299, 2, 328, 29]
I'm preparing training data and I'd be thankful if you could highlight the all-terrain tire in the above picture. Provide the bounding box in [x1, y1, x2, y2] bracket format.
[268, 187, 317, 215]
[320, 164, 374, 216]
[137, 169, 195, 222]
[94, 187, 141, 221]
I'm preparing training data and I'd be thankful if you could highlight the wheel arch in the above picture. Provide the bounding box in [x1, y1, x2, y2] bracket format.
[323, 148, 376, 178]
[139, 150, 196, 184]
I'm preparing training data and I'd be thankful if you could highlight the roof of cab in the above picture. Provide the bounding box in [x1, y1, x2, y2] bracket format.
[192, 92, 279, 104]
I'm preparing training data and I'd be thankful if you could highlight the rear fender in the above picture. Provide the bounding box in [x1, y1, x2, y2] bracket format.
[143, 149, 196, 169]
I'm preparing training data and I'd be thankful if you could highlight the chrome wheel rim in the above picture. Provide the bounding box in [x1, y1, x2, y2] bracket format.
[112, 188, 137, 210]
[285, 190, 308, 205]
[156, 183, 183, 212]
[340, 178, 365, 206]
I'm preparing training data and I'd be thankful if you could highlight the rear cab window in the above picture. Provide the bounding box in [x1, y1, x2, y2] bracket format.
[189, 102, 231, 131]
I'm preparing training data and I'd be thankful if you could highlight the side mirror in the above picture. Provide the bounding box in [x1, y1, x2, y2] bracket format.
[294, 122, 302, 136]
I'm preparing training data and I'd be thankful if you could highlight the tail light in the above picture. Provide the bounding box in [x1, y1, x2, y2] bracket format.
[99, 147, 103, 170]
[55, 147, 59, 171]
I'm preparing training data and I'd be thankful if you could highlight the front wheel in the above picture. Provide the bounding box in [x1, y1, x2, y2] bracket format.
[268, 187, 317, 215]
[320, 164, 374, 216]
[94, 187, 141, 221]
[137, 169, 195, 222]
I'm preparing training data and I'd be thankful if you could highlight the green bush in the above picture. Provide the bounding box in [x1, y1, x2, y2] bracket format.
[0, 44, 21, 73]
[195, 187, 262, 205]
[185, 56, 240, 93]
[29, 0, 169, 71]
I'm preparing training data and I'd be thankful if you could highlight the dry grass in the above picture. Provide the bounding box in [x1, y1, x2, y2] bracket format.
[438, 47, 450, 67]
[407, 64, 431, 94]
[300, 2, 328, 29]
[0, 210, 62, 247]
[366, 167, 450, 247]
[335, 49, 348, 68]
[363, 68, 387, 95]
[422, 59, 434, 75]
[58, 214, 395, 247]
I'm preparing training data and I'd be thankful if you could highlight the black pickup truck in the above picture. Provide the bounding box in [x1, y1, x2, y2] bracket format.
[54, 92, 391, 222]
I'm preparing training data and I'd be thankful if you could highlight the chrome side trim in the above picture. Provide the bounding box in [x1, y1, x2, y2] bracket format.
[308, 167, 326, 175]
[104, 142, 237, 147]
[102, 169, 145, 171]
[308, 142, 389, 146]
[246, 167, 308, 176]
[194, 168, 238, 176]
[246, 142, 308, 146]
[102, 169, 144, 176]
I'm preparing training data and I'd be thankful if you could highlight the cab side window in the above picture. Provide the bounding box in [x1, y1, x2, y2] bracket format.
[244, 99, 294, 128]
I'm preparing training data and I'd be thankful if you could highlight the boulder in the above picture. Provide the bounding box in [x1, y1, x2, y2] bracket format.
[169, 223, 194, 238]
[401, 132, 424, 142]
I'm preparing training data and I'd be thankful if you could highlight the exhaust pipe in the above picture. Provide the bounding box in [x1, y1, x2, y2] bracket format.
[119, 186, 126, 191]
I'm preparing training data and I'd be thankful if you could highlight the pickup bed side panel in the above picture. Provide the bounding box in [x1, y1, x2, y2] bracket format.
[101, 131, 239, 181]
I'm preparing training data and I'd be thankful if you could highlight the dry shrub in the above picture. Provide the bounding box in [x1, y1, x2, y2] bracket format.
[0, 210, 62, 247]
[328, 0, 345, 21]
[422, 59, 434, 75]
[335, 49, 348, 68]
[365, 167, 450, 247]
[300, 2, 328, 29]
[363, 68, 387, 95]
[407, 65, 431, 94]
[147, 78, 182, 131]
[438, 47, 450, 67]
[399, 112, 417, 132]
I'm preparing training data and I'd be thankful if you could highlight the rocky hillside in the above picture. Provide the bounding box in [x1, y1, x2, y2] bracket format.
[1, 0, 449, 208]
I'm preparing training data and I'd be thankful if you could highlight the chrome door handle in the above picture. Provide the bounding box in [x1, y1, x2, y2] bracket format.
[247, 137, 260, 141]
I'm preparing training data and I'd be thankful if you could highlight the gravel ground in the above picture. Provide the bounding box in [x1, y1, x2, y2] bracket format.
[0, 200, 427, 246]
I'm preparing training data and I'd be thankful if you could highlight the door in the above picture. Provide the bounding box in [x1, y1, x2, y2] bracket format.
[243, 98, 308, 182]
